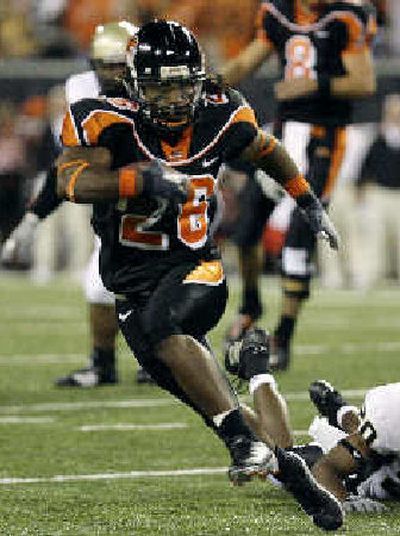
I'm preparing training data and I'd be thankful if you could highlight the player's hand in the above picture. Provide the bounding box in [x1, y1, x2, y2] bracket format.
[297, 192, 340, 250]
[343, 495, 387, 514]
[142, 160, 188, 203]
[274, 78, 318, 101]
[1, 212, 39, 265]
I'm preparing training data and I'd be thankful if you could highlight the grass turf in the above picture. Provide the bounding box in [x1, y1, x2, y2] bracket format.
[0, 273, 400, 535]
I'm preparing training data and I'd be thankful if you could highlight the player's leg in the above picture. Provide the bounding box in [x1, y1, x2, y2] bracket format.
[224, 164, 278, 341]
[272, 125, 347, 370]
[56, 238, 118, 387]
[117, 260, 278, 481]
[224, 326, 343, 529]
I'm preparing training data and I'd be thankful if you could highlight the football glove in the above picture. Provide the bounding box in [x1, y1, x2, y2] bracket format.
[343, 495, 387, 514]
[142, 160, 188, 203]
[1, 212, 39, 265]
[297, 192, 340, 250]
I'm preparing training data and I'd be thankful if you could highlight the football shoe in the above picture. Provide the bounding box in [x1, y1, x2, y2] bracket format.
[276, 447, 344, 531]
[225, 327, 270, 380]
[228, 436, 278, 485]
[55, 366, 117, 387]
[309, 380, 347, 426]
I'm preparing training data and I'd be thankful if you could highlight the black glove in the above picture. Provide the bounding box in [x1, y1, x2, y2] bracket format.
[296, 192, 340, 250]
[142, 160, 188, 203]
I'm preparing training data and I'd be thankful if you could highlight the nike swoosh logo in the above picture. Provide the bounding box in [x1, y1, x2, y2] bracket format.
[118, 310, 132, 322]
[202, 156, 219, 168]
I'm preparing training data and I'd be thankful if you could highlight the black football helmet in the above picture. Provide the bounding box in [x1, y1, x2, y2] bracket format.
[125, 20, 206, 133]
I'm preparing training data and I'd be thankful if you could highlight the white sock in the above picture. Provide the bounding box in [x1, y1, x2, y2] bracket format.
[249, 373, 277, 396]
[212, 408, 235, 428]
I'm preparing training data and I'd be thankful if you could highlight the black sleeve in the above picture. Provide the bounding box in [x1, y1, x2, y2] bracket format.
[357, 141, 379, 187]
[28, 167, 63, 219]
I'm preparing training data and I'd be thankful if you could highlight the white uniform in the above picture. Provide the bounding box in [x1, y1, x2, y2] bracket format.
[65, 71, 115, 305]
[361, 382, 400, 454]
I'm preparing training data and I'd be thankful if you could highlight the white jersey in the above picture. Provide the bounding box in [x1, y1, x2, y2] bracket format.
[360, 382, 400, 454]
[65, 70, 100, 105]
[64, 70, 115, 304]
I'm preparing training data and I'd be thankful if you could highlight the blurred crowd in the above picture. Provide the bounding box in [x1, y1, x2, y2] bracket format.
[1, 0, 400, 289]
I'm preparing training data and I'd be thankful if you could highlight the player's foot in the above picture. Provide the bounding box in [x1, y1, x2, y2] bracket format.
[269, 335, 291, 371]
[225, 327, 270, 380]
[136, 367, 155, 384]
[228, 436, 278, 485]
[309, 380, 347, 426]
[276, 448, 344, 531]
[288, 443, 324, 469]
[55, 366, 117, 387]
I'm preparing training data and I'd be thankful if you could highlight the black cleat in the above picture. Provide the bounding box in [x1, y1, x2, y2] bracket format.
[276, 448, 344, 531]
[55, 366, 117, 387]
[136, 367, 155, 384]
[309, 380, 347, 427]
[228, 435, 278, 485]
[225, 327, 270, 380]
[269, 335, 291, 371]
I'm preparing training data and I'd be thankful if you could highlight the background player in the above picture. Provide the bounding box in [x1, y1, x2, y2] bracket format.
[56, 20, 343, 530]
[0, 21, 155, 386]
[223, 0, 376, 369]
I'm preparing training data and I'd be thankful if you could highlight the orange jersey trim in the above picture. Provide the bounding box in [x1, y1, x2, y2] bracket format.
[183, 260, 224, 286]
[284, 175, 311, 198]
[161, 126, 193, 162]
[256, 3, 274, 46]
[119, 166, 138, 198]
[62, 111, 80, 146]
[82, 111, 133, 145]
[230, 106, 258, 129]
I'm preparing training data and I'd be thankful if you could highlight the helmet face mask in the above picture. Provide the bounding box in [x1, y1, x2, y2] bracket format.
[125, 20, 206, 133]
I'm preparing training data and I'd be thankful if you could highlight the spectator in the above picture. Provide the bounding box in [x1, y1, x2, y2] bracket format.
[354, 93, 400, 287]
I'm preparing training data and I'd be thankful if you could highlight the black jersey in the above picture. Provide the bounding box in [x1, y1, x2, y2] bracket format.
[61, 88, 259, 295]
[257, 0, 375, 125]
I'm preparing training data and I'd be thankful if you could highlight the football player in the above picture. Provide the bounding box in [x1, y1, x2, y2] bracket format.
[309, 380, 400, 510]
[1, 21, 154, 386]
[222, 0, 376, 369]
[226, 331, 400, 514]
[56, 20, 344, 530]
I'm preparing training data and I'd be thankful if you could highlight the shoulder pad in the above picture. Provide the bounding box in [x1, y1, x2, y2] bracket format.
[62, 98, 136, 147]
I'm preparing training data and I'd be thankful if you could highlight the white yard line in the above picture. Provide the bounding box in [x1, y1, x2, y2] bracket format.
[0, 467, 228, 485]
[1, 339, 400, 366]
[0, 389, 367, 414]
[0, 416, 55, 424]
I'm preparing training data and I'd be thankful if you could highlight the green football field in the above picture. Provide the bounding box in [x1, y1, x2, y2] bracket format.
[1, 273, 400, 535]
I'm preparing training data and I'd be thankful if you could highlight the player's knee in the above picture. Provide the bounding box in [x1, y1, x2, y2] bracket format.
[282, 277, 310, 300]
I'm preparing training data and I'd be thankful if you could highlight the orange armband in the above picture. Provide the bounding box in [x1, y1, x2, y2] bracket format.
[284, 175, 311, 199]
[58, 159, 89, 202]
[119, 166, 138, 198]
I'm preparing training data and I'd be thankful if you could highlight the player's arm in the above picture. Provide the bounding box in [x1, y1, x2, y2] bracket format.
[238, 128, 339, 249]
[1, 167, 62, 264]
[222, 39, 274, 86]
[312, 433, 370, 501]
[56, 146, 187, 203]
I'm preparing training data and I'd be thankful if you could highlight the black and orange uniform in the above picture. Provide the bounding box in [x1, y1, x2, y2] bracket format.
[61, 86, 285, 416]
[256, 0, 375, 295]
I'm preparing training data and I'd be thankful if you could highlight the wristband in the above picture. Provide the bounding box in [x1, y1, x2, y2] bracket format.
[318, 74, 331, 97]
[284, 175, 311, 199]
[119, 166, 138, 198]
